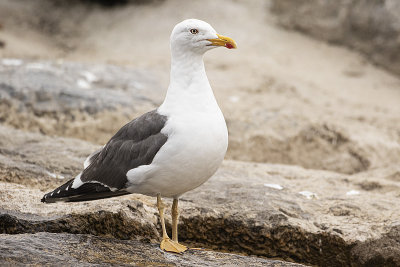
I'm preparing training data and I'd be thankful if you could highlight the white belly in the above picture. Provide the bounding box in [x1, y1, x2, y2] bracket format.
[126, 109, 228, 198]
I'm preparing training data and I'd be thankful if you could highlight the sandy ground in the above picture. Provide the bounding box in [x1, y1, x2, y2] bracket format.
[0, 0, 399, 173]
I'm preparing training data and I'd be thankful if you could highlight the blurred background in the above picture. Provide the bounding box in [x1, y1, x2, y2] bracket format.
[0, 0, 399, 175]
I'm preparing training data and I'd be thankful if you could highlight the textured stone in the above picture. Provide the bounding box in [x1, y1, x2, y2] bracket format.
[0, 232, 303, 266]
[0, 125, 400, 266]
[0, 60, 162, 143]
[0, 124, 97, 190]
[0, 60, 162, 114]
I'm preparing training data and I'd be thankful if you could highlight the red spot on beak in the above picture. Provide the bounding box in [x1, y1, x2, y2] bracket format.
[225, 43, 234, 49]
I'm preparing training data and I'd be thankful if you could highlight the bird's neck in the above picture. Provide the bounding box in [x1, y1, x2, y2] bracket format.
[169, 52, 207, 89]
[160, 51, 219, 114]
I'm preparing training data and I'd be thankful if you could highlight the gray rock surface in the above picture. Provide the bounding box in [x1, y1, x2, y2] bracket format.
[0, 59, 162, 113]
[1, 125, 399, 266]
[0, 233, 303, 267]
[0, 59, 162, 143]
[270, 0, 400, 76]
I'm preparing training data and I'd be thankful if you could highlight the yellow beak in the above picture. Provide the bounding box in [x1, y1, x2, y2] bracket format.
[207, 34, 237, 49]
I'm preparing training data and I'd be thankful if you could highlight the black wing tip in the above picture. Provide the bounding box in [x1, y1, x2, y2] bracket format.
[41, 191, 63, 203]
[41, 193, 58, 203]
[41, 178, 131, 203]
[41, 178, 75, 204]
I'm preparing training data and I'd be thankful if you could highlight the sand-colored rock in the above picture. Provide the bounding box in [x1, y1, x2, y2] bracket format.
[0, 124, 97, 190]
[1, 125, 399, 266]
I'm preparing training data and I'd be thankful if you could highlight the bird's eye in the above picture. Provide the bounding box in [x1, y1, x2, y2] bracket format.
[190, 29, 199, 34]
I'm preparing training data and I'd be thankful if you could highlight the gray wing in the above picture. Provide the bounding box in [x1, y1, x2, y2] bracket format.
[80, 109, 168, 189]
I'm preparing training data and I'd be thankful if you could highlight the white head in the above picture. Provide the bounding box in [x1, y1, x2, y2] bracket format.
[170, 19, 237, 56]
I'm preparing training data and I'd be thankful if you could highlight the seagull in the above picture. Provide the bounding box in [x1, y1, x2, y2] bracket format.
[41, 19, 237, 253]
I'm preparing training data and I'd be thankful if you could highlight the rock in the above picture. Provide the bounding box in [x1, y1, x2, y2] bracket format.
[270, 0, 400, 76]
[0, 124, 98, 190]
[350, 225, 400, 266]
[0, 233, 303, 267]
[1, 125, 400, 266]
[0, 60, 163, 143]
[180, 161, 400, 266]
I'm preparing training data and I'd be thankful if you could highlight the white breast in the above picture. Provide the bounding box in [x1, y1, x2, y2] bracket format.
[126, 106, 228, 198]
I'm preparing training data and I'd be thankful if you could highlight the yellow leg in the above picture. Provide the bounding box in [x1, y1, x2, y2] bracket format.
[157, 194, 187, 253]
[172, 198, 179, 242]
[157, 194, 169, 240]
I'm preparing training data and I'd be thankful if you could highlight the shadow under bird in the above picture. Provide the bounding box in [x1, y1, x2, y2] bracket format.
[42, 19, 237, 253]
